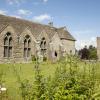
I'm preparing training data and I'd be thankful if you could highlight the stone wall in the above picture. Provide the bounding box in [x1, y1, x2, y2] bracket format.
[61, 39, 75, 55]
[97, 37, 100, 61]
[49, 33, 75, 61]
[0, 25, 75, 63]
[0, 25, 35, 63]
[49, 33, 62, 61]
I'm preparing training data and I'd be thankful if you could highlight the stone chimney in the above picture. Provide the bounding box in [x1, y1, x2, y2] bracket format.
[59, 26, 67, 30]
[48, 22, 53, 27]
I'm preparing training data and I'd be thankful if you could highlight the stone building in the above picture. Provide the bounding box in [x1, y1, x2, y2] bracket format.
[0, 14, 76, 63]
[97, 37, 100, 61]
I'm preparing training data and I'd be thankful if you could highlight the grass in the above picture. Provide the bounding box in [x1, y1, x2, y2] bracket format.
[0, 62, 59, 100]
[0, 61, 100, 99]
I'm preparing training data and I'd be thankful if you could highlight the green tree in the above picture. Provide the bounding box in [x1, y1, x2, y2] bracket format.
[88, 45, 97, 60]
[78, 45, 97, 60]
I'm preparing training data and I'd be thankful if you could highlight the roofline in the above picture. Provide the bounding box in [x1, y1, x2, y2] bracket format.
[60, 38, 76, 41]
[0, 14, 57, 29]
[0, 14, 76, 41]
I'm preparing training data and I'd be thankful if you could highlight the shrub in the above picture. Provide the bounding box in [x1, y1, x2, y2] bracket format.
[31, 55, 36, 61]
[16, 55, 97, 100]
[43, 56, 47, 61]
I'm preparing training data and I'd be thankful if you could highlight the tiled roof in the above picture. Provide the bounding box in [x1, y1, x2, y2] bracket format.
[0, 14, 75, 41]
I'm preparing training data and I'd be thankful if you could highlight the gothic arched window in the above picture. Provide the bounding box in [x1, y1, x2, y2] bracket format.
[40, 37, 47, 56]
[24, 35, 31, 58]
[4, 32, 12, 57]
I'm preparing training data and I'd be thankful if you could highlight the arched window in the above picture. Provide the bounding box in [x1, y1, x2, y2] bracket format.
[4, 32, 12, 57]
[24, 35, 31, 58]
[40, 37, 47, 56]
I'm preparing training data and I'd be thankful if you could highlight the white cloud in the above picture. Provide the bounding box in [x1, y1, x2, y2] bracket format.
[18, 9, 32, 16]
[0, 10, 7, 15]
[33, 0, 48, 5]
[33, 14, 52, 22]
[7, 0, 26, 5]
[71, 30, 97, 50]
[76, 37, 96, 50]
[42, 0, 48, 3]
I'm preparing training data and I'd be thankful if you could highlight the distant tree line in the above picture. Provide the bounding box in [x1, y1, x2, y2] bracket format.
[78, 45, 97, 60]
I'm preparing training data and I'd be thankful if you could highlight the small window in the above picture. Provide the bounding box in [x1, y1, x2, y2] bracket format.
[55, 51, 57, 57]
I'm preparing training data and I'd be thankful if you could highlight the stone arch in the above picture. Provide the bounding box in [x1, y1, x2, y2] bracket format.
[24, 35, 31, 58]
[4, 32, 12, 57]
[40, 37, 47, 57]
[21, 28, 36, 59]
[0, 25, 16, 41]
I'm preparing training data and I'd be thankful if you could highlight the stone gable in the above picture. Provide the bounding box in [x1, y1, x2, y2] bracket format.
[0, 14, 76, 63]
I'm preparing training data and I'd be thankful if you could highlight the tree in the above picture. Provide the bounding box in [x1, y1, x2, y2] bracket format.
[88, 45, 97, 60]
[78, 45, 97, 60]
[79, 46, 89, 59]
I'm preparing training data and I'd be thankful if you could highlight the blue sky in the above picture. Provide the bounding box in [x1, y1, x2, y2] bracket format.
[0, 0, 100, 49]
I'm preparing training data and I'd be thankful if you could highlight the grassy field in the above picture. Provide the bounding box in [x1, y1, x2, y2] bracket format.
[0, 61, 100, 100]
[0, 62, 60, 100]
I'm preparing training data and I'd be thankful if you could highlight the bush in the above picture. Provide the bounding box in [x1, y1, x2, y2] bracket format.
[16, 55, 97, 100]
[31, 55, 36, 61]
[43, 56, 47, 61]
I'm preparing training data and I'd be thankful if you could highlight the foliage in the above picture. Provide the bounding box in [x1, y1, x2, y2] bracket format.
[12, 64, 33, 100]
[78, 45, 97, 60]
[79, 46, 89, 59]
[31, 61, 46, 100]
[88, 45, 97, 60]
[0, 70, 8, 99]
[15, 55, 98, 100]
[47, 55, 95, 100]
[43, 56, 47, 61]
[32, 55, 36, 61]
[0, 70, 4, 85]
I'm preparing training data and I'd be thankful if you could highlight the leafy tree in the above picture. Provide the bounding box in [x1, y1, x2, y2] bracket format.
[79, 46, 89, 59]
[88, 45, 97, 60]
[78, 45, 97, 60]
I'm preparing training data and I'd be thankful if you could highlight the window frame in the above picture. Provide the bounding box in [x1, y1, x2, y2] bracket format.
[4, 32, 12, 58]
[40, 37, 47, 57]
[24, 35, 31, 58]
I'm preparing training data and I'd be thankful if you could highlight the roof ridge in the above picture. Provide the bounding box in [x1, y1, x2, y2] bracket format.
[0, 14, 75, 41]
[0, 14, 56, 28]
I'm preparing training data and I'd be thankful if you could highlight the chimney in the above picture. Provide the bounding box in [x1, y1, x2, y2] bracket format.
[48, 22, 53, 27]
[60, 26, 67, 30]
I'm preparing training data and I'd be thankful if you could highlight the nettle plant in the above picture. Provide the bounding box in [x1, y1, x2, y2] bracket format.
[0, 71, 3, 86]
[15, 55, 98, 100]
[51, 55, 95, 100]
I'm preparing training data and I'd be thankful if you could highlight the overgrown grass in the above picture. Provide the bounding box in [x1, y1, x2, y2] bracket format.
[0, 62, 59, 99]
[0, 59, 100, 100]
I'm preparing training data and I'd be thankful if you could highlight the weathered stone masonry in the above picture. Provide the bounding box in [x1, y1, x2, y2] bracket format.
[0, 14, 76, 63]
[97, 37, 100, 61]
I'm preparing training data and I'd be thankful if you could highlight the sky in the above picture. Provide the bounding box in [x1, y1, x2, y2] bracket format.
[0, 0, 100, 50]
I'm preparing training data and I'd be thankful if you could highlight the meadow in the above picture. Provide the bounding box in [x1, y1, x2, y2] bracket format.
[0, 62, 59, 99]
[0, 56, 100, 100]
